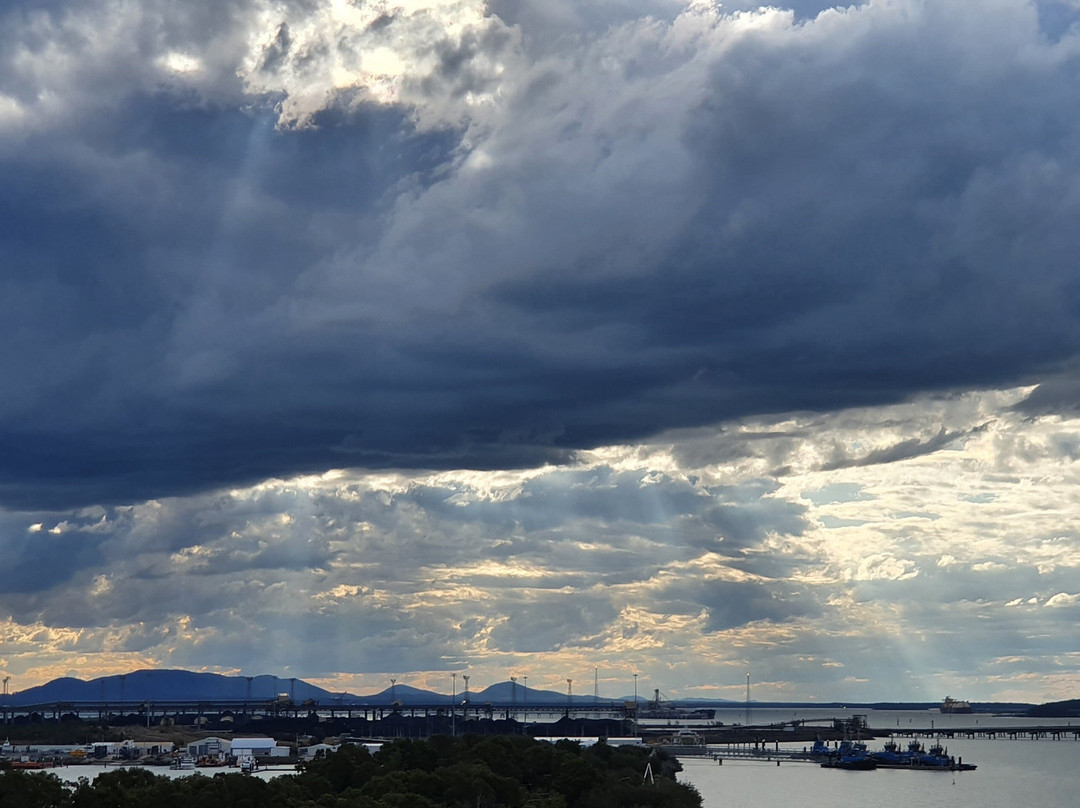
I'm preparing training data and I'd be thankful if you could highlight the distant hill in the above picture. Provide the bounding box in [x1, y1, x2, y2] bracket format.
[4, 670, 1035, 712]
[2, 669, 622, 708]
[4, 670, 336, 707]
[1027, 699, 1080, 718]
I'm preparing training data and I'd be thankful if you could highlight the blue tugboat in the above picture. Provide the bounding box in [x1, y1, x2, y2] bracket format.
[869, 739, 906, 766]
[871, 739, 976, 771]
[820, 739, 878, 770]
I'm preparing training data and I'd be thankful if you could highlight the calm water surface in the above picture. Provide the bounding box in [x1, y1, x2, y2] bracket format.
[679, 710, 1080, 808]
[46, 763, 297, 784]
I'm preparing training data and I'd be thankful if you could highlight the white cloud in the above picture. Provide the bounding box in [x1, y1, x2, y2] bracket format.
[1045, 592, 1080, 607]
[1, 386, 1078, 701]
[237, 0, 521, 128]
[6, 1, 1080, 704]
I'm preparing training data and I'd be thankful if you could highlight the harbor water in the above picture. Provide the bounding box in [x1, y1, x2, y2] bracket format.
[44, 762, 298, 785]
[678, 709, 1080, 808]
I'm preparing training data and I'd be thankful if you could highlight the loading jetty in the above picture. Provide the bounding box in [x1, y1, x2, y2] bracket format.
[651, 714, 1080, 749]
[657, 714, 1080, 771]
[650, 714, 880, 748]
[888, 724, 1080, 741]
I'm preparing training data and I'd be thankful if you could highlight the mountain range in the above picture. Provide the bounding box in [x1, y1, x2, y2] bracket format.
[1, 669, 629, 707]
[2, 670, 1036, 713]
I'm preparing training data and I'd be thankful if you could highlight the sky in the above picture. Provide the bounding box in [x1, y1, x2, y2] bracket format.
[2, 0, 1080, 705]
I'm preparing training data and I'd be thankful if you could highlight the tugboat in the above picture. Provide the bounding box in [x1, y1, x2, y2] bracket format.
[915, 741, 977, 771]
[871, 739, 977, 771]
[912, 741, 953, 768]
[869, 739, 906, 767]
[820, 740, 877, 770]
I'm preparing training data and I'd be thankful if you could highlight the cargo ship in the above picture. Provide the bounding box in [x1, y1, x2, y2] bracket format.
[940, 696, 972, 713]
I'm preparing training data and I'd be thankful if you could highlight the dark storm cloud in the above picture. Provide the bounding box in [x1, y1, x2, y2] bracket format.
[1014, 368, 1080, 417]
[4, 1, 1080, 510]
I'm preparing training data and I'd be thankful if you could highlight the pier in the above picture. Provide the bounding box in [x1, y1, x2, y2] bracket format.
[658, 745, 820, 764]
[650, 713, 1080, 765]
[0, 697, 636, 727]
[656, 717, 1080, 768]
[4, 698, 1079, 746]
[888, 724, 1080, 741]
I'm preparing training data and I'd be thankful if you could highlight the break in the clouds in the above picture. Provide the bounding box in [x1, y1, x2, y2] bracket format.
[3, 1, 1080, 702]
[4, 386, 1080, 702]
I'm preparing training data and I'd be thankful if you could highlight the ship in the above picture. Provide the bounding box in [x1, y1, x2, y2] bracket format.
[940, 696, 973, 713]
[819, 739, 877, 770]
[870, 739, 977, 771]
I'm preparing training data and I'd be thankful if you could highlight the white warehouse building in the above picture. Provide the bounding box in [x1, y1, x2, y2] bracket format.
[231, 737, 290, 758]
[186, 736, 290, 760]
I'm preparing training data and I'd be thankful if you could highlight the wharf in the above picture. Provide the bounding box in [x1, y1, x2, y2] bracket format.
[653, 715, 1080, 767]
[0, 699, 633, 724]
[650, 717, 1080, 746]
[644, 715, 882, 746]
[658, 744, 817, 764]
[889, 724, 1080, 741]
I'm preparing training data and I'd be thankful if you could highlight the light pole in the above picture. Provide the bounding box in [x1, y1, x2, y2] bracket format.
[451, 673, 457, 736]
[746, 673, 751, 726]
[523, 675, 528, 731]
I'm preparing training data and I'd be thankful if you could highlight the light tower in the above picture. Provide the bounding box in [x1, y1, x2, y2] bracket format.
[451, 673, 457, 736]
[390, 678, 397, 704]
[746, 672, 751, 726]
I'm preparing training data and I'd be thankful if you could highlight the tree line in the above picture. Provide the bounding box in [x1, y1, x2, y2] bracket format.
[0, 735, 702, 808]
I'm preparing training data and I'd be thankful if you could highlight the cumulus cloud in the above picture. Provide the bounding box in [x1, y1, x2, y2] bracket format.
[3, 2, 1080, 508]
[6, 1, 1080, 703]
[1, 385, 1077, 700]
[1044, 592, 1080, 607]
